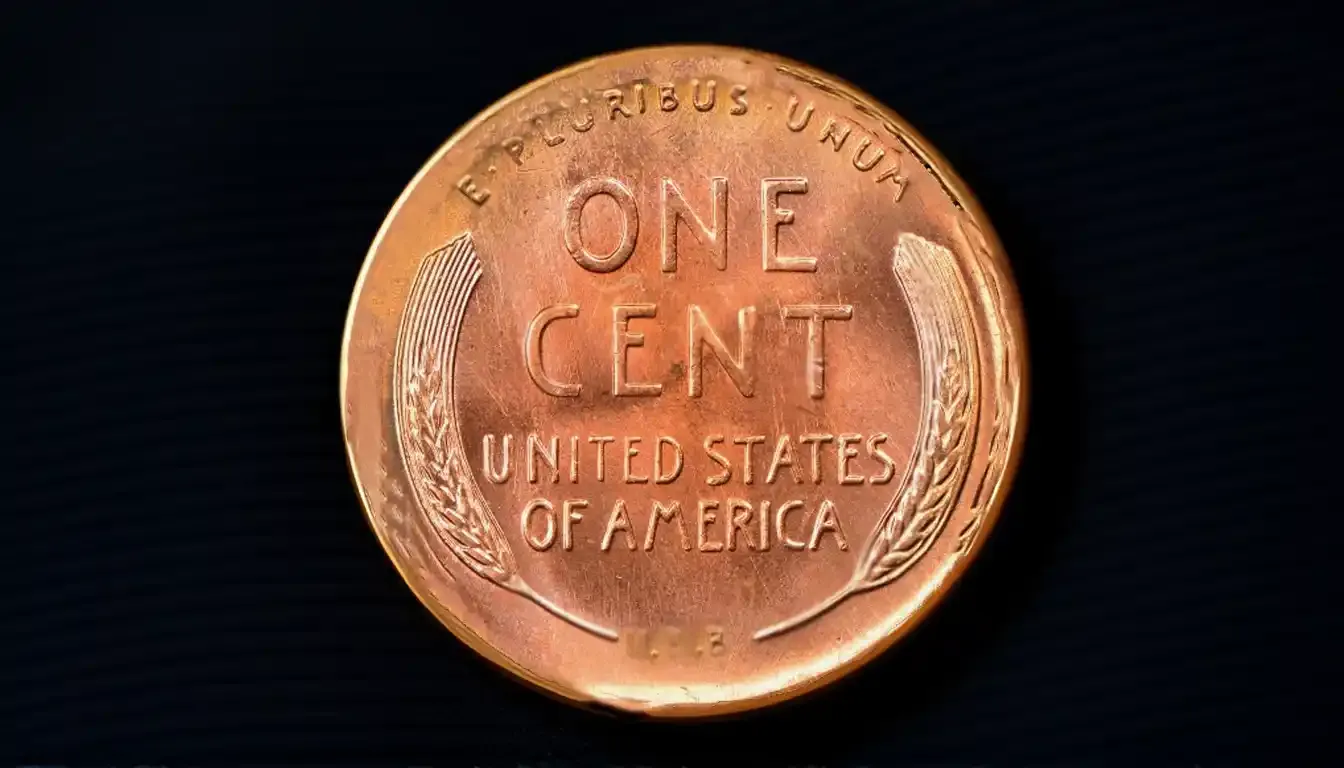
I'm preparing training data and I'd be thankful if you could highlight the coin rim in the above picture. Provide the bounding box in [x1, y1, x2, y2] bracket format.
[339, 43, 1031, 718]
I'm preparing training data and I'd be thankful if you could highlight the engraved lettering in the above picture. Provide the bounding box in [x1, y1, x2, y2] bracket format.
[568, 436, 580, 481]
[612, 304, 662, 396]
[692, 78, 716, 111]
[483, 433, 513, 483]
[623, 436, 648, 484]
[634, 82, 647, 113]
[782, 304, 853, 397]
[786, 96, 814, 132]
[624, 624, 726, 660]
[654, 436, 684, 484]
[526, 433, 559, 483]
[644, 500, 691, 551]
[867, 433, 896, 484]
[589, 435, 615, 481]
[706, 625, 725, 655]
[525, 303, 581, 396]
[774, 500, 806, 551]
[659, 83, 679, 111]
[571, 97, 594, 132]
[561, 499, 587, 551]
[534, 116, 565, 147]
[704, 435, 731, 485]
[727, 498, 755, 551]
[456, 174, 489, 205]
[732, 435, 766, 484]
[761, 178, 814, 272]
[502, 136, 525, 165]
[836, 433, 865, 485]
[729, 84, 748, 115]
[875, 161, 908, 201]
[607, 88, 631, 120]
[799, 433, 834, 483]
[688, 305, 757, 397]
[601, 499, 637, 551]
[564, 177, 638, 273]
[766, 434, 803, 484]
[808, 499, 848, 551]
[521, 498, 556, 551]
[604, 88, 633, 120]
[818, 118, 851, 152]
[506, 448, 863, 555]
[851, 136, 884, 171]
[661, 177, 727, 272]
[697, 499, 723, 552]
[485, 434, 893, 491]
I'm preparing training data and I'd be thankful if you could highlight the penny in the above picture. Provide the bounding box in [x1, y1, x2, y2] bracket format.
[341, 45, 1027, 717]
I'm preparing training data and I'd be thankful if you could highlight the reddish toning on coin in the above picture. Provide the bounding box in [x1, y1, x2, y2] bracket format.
[341, 45, 1028, 717]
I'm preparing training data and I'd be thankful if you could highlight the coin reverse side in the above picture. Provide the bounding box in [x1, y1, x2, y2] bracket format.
[341, 45, 1027, 717]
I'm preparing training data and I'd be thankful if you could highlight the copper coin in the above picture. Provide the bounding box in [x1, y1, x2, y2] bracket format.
[341, 45, 1028, 717]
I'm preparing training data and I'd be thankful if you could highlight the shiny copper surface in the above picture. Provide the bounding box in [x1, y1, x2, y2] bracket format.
[341, 45, 1028, 717]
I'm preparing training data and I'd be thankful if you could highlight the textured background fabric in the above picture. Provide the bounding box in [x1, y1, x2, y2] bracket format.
[8, 1, 1338, 763]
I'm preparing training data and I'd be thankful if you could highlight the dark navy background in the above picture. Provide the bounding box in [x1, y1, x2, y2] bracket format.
[7, 1, 1339, 764]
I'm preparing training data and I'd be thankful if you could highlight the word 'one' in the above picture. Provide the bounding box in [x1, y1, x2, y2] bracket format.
[526, 175, 853, 400]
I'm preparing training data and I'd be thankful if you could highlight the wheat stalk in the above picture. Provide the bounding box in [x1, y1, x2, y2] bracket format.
[857, 336, 971, 588]
[403, 346, 515, 584]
